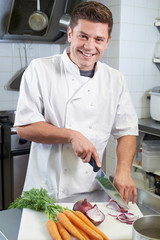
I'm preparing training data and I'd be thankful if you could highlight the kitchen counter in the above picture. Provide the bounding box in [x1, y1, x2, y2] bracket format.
[0, 188, 160, 240]
[138, 118, 160, 136]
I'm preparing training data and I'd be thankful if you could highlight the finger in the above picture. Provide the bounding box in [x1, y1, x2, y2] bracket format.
[116, 185, 125, 200]
[124, 188, 131, 204]
[132, 187, 137, 204]
[82, 152, 92, 163]
[92, 151, 101, 168]
[79, 152, 87, 160]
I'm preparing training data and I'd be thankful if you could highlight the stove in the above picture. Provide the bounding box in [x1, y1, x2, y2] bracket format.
[0, 111, 31, 209]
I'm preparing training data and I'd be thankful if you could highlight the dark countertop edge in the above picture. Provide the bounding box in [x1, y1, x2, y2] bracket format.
[138, 118, 160, 136]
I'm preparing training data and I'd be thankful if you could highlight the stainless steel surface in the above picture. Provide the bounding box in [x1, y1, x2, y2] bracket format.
[0, 111, 31, 209]
[0, 125, 3, 210]
[136, 188, 160, 214]
[59, 14, 71, 32]
[138, 118, 160, 137]
[28, 0, 48, 31]
[11, 135, 31, 151]
[133, 215, 160, 240]
[0, 0, 84, 43]
[96, 169, 129, 210]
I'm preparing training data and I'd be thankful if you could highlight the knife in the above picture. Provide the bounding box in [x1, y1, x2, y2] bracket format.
[89, 156, 129, 210]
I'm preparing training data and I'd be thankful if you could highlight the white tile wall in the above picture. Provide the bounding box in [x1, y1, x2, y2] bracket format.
[0, 43, 61, 110]
[100, 0, 160, 176]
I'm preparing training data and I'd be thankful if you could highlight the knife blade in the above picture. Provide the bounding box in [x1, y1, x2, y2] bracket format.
[89, 156, 129, 210]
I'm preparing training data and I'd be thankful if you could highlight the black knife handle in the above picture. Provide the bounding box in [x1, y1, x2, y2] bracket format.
[89, 156, 100, 172]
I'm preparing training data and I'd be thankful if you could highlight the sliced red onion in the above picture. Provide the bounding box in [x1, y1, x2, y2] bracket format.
[106, 200, 139, 224]
[106, 200, 122, 212]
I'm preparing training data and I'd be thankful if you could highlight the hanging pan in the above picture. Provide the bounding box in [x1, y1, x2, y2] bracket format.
[28, 0, 48, 31]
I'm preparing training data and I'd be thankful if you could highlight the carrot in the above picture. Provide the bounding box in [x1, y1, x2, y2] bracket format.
[57, 212, 85, 240]
[75, 211, 110, 240]
[74, 226, 90, 240]
[63, 210, 103, 240]
[46, 219, 62, 240]
[57, 221, 72, 240]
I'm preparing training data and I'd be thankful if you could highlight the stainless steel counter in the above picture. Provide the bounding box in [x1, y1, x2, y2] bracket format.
[0, 188, 160, 240]
[138, 118, 160, 136]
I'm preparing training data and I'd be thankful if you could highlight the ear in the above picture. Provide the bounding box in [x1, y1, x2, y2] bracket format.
[67, 26, 72, 43]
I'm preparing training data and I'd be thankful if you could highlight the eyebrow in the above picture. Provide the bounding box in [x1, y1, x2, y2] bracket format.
[79, 31, 106, 40]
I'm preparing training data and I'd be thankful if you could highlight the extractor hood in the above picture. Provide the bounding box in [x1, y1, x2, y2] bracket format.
[0, 0, 84, 43]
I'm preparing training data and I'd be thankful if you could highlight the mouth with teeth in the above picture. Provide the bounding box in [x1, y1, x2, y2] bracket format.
[79, 50, 96, 57]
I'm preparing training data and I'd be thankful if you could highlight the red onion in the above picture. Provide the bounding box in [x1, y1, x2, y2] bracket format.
[73, 198, 93, 214]
[86, 204, 105, 226]
[107, 200, 139, 224]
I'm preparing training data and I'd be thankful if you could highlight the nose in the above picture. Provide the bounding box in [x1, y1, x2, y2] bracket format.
[84, 38, 95, 50]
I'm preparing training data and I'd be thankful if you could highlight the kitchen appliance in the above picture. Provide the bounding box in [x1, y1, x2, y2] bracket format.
[0, 0, 84, 43]
[0, 125, 3, 210]
[89, 157, 129, 210]
[132, 215, 160, 240]
[0, 111, 31, 209]
[149, 86, 160, 122]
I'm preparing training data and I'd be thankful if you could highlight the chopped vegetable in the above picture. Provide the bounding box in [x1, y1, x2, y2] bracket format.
[73, 198, 93, 214]
[106, 200, 139, 224]
[75, 211, 110, 240]
[57, 212, 85, 240]
[106, 199, 127, 212]
[57, 221, 72, 240]
[46, 219, 62, 240]
[64, 209, 103, 240]
[86, 204, 105, 226]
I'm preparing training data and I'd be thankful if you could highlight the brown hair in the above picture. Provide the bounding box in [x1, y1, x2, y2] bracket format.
[70, 1, 113, 37]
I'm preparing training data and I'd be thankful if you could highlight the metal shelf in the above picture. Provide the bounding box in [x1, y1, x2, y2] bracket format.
[138, 118, 160, 137]
[153, 58, 160, 63]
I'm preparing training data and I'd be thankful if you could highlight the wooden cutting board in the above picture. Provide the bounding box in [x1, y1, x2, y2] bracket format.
[18, 202, 143, 240]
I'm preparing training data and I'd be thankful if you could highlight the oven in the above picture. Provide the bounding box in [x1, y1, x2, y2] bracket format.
[0, 111, 31, 209]
[0, 125, 3, 210]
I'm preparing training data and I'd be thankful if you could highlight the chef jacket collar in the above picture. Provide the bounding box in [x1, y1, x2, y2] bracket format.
[62, 47, 99, 77]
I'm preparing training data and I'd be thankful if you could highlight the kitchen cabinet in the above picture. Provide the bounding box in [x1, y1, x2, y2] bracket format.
[132, 118, 160, 196]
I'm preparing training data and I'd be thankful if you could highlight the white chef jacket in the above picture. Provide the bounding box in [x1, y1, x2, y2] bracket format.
[14, 47, 138, 199]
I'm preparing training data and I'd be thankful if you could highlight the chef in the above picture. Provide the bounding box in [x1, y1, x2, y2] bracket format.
[14, 1, 138, 204]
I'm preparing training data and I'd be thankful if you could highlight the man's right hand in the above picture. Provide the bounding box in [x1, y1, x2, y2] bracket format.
[70, 131, 101, 168]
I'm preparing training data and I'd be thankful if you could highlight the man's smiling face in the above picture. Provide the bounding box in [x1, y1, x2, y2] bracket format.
[67, 19, 111, 71]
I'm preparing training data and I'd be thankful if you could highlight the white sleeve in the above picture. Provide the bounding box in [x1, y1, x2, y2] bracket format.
[111, 74, 138, 139]
[14, 60, 45, 127]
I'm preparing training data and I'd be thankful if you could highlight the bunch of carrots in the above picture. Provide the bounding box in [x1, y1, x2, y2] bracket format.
[8, 188, 109, 240]
[47, 209, 109, 240]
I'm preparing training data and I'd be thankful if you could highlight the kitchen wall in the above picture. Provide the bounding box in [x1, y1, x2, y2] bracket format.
[98, 0, 160, 175]
[0, 0, 160, 116]
[0, 43, 62, 111]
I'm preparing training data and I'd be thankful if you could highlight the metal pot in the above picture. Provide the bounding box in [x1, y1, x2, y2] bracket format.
[28, 0, 48, 31]
[149, 86, 160, 122]
[132, 215, 160, 240]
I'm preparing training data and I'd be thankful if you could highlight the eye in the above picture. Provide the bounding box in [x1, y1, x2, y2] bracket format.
[79, 34, 88, 39]
[96, 38, 104, 42]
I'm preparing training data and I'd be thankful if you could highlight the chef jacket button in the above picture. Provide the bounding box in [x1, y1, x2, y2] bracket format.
[90, 103, 94, 107]
[89, 125, 92, 129]
[72, 78, 75, 81]
[88, 89, 90, 92]
[64, 168, 67, 172]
